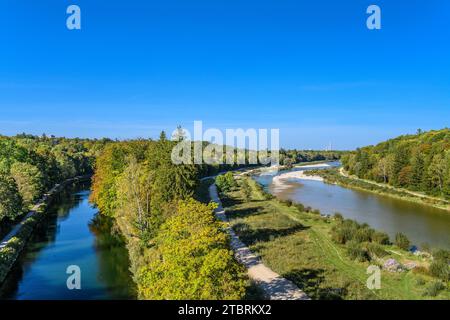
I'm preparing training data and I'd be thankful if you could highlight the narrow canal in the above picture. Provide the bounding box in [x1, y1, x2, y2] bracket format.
[0, 182, 135, 300]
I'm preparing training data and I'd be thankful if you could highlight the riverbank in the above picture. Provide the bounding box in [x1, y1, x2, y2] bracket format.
[305, 168, 450, 212]
[209, 183, 309, 300]
[271, 171, 324, 193]
[0, 175, 91, 285]
[241, 160, 334, 177]
[273, 170, 324, 183]
[221, 175, 450, 299]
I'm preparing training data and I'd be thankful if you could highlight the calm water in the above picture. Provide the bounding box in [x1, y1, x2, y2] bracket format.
[254, 163, 450, 249]
[0, 183, 135, 300]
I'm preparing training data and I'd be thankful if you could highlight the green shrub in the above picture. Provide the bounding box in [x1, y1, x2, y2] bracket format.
[423, 281, 446, 297]
[334, 212, 344, 222]
[366, 242, 388, 258]
[233, 222, 251, 235]
[415, 277, 426, 286]
[354, 227, 373, 243]
[347, 240, 370, 262]
[372, 231, 390, 245]
[432, 249, 450, 262]
[281, 199, 293, 207]
[331, 219, 360, 244]
[331, 225, 353, 244]
[342, 219, 361, 230]
[429, 260, 450, 281]
[395, 233, 410, 250]
[215, 172, 237, 193]
[294, 203, 305, 212]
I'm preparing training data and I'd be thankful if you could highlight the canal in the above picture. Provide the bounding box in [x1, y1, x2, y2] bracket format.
[0, 182, 135, 300]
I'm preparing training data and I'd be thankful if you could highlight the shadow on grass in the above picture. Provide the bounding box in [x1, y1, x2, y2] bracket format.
[283, 268, 347, 300]
[244, 280, 269, 300]
[233, 224, 310, 246]
[220, 193, 244, 208]
[225, 206, 268, 220]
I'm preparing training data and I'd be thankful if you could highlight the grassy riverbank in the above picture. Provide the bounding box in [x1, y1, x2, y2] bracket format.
[305, 168, 450, 212]
[220, 175, 450, 300]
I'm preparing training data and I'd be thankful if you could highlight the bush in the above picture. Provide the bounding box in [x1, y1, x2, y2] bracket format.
[354, 227, 373, 243]
[331, 225, 354, 244]
[347, 240, 370, 262]
[423, 281, 446, 297]
[395, 233, 410, 250]
[372, 231, 390, 245]
[312, 209, 321, 215]
[281, 199, 293, 207]
[415, 277, 426, 286]
[331, 219, 360, 244]
[366, 243, 388, 258]
[294, 203, 305, 212]
[215, 172, 237, 193]
[429, 260, 450, 281]
[432, 249, 450, 262]
[334, 212, 344, 222]
[233, 222, 251, 235]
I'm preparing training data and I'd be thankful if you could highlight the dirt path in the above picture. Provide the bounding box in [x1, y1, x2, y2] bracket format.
[208, 183, 309, 300]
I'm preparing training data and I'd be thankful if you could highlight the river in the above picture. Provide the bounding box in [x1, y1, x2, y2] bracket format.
[254, 163, 450, 249]
[0, 183, 136, 300]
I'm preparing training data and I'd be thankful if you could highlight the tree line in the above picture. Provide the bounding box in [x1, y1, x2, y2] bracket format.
[0, 134, 107, 233]
[279, 149, 344, 167]
[341, 129, 450, 198]
[89, 132, 249, 299]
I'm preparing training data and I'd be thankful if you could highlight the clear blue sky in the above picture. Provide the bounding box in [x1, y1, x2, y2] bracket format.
[1, 0, 449, 149]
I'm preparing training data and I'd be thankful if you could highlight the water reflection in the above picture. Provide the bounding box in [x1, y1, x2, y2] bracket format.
[0, 183, 135, 300]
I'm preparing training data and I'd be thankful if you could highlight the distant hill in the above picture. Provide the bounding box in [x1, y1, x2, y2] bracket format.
[341, 129, 450, 198]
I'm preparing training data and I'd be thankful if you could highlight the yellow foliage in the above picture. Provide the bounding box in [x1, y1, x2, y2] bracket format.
[137, 199, 246, 300]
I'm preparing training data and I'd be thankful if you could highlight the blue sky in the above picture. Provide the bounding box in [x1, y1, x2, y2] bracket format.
[1, 0, 449, 149]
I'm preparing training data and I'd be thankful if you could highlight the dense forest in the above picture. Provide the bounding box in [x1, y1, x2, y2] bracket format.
[341, 129, 450, 199]
[0, 134, 108, 233]
[1, 129, 344, 299]
[90, 132, 250, 299]
[279, 149, 343, 167]
[90, 132, 344, 299]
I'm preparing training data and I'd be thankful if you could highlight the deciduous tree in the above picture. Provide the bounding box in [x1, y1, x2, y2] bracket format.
[137, 199, 246, 300]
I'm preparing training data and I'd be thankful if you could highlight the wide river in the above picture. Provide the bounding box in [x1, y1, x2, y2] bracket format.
[254, 163, 450, 249]
[0, 183, 135, 300]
